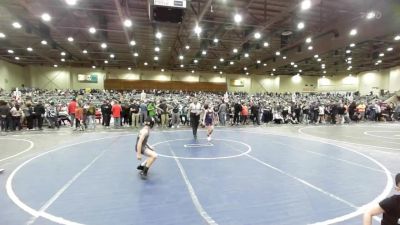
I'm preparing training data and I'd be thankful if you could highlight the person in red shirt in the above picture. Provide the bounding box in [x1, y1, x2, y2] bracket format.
[112, 100, 122, 128]
[241, 103, 249, 125]
[68, 98, 77, 128]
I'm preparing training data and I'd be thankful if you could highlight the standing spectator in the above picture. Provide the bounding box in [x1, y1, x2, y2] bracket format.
[318, 103, 325, 123]
[0, 100, 10, 133]
[46, 102, 58, 129]
[130, 99, 140, 129]
[171, 101, 180, 128]
[75, 103, 84, 131]
[233, 101, 242, 125]
[112, 100, 122, 128]
[147, 100, 156, 121]
[101, 100, 112, 128]
[356, 101, 366, 121]
[68, 98, 77, 128]
[34, 100, 45, 130]
[241, 103, 249, 125]
[218, 100, 227, 126]
[158, 99, 169, 128]
[251, 102, 260, 125]
[86, 102, 96, 130]
[10, 104, 23, 131]
[25, 103, 35, 130]
[139, 100, 148, 126]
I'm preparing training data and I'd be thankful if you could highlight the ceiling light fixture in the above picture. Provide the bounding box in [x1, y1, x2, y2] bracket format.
[144, 62, 148, 66]
[305, 37, 312, 43]
[230, 61, 234, 65]
[366, 11, 376, 20]
[110, 54, 115, 58]
[161, 69, 165, 72]
[194, 59, 198, 63]
[317, 58, 322, 62]
[202, 50, 207, 55]
[283, 56, 287, 60]
[67, 37, 74, 42]
[297, 22, 305, 30]
[349, 29, 358, 36]
[394, 35, 400, 41]
[61, 52, 66, 56]
[301, 0, 311, 10]
[275, 51, 280, 56]
[263, 63, 267, 66]
[244, 53, 249, 58]
[130, 40, 136, 46]
[272, 68, 276, 71]
[179, 55, 184, 60]
[54, 64, 58, 68]
[379, 53, 385, 57]
[155, 46, 160, 52]
[100, 43, 107, 49]
[180, 64, 184, 68]
[128, 67, 132, 70]
[123, 19, 132, 28]
[82, 49, 88, 54]
[27, 47, 33, 52]
[133, 52, 139, 57]
[0, 32, 5, 38]
[104, 60, 108, 64]
[89, 27, 96, 34]
[213, 66, 217, 69]
[61, 58, 65, 62]
[41, 40, 47, 45]
[8, 49, 14, 54]
[263, 42, 269, 47]
[155, 32, 162, 39]
[244, 67, 247, 71]
[12, 22, 22, 29]
[41, 13, 51, 22]
[233, 48, 238, 53]
[65, 0, 77, 6]
[15, 57, 20, 60]
[213, 38, 219, 43]
[194, 25, 202, 35]
[234, 14, 242, 23]
[308, 46, 313, 50]
[387, 47, 393, 52]
[92, 66, 96, 69]
[350, 43, 356, 48]
[185, 45, 190, 50]
[257, 60, 261, 64]
[254, 32, 261, 39]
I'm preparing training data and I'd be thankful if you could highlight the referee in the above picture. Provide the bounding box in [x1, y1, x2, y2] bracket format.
[189, 97, 202, 140]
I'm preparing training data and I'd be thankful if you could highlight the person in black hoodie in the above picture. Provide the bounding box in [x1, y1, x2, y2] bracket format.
[0, 100, 10, 133]
[233, 101, 242, 125]
[101, 100, 112, 128]
[34, 100, 45, 130]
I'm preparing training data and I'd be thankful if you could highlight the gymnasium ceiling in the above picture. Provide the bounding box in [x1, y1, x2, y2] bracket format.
[0, 0, 400, 77]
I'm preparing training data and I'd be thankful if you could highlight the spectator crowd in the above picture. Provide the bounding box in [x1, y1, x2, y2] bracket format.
[0, 87, 399, 134]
